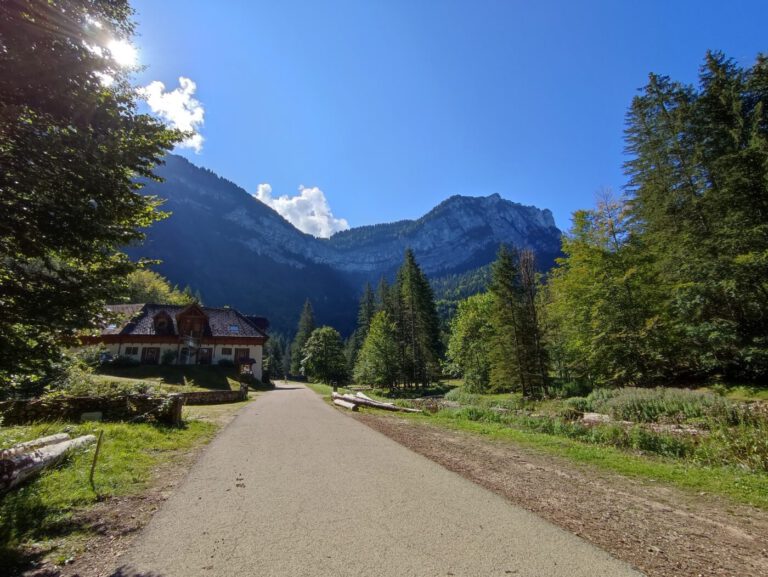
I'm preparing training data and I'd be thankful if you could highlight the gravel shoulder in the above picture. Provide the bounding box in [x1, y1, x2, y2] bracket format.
[353, 412, 768, 577]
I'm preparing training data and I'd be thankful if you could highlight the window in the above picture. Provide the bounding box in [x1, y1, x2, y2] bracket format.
[221, 348, 232, 355]
[228, 324, 240, 334]
[125, 346, 139, 355]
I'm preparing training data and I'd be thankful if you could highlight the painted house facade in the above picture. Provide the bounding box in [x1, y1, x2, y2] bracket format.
[82, 303, 269, 380]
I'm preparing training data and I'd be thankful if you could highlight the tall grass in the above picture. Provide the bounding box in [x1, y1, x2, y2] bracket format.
[572, 387, 756, 425]
[438, 387, 768, 473]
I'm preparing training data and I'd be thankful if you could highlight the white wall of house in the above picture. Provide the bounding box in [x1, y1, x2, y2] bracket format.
[102, 341, 264, 380]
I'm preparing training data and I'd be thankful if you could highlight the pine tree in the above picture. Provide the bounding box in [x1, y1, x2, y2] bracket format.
[346, 283, 376, 377]
[290, 299, 315, 375]
[265, 334, 286, 380]
[624, 51, 768, 379]
[488, 245, 550, 398]
[393, 250, 442, 387]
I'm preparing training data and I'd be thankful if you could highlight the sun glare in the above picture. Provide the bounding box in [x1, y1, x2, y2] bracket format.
[107, 39, 138, 67]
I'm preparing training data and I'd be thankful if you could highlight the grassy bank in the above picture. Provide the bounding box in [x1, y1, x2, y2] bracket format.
[93, 365, 242, 393]
[0, 400, 248, 572]
[403, 410, 768, 509]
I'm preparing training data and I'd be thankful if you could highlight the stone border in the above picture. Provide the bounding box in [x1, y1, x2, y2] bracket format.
[0, 394, 184, 426]
[179, 384, 249, 405]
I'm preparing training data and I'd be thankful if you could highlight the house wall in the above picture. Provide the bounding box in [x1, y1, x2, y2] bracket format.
[103, 341, 264, 380]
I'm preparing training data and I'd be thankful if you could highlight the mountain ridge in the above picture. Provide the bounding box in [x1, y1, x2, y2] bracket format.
[130, 155, 562, 333]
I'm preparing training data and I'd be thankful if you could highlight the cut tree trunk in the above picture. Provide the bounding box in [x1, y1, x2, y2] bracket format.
[333, 398, 359, 411]
[0, 435, 96, 493]
[331, 392, 422, 413]
[0, 433, 71, 459]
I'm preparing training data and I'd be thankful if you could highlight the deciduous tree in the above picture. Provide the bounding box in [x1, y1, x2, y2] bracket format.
[0, 0, 179, 396]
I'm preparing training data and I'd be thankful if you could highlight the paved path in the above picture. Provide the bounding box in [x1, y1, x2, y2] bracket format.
[113, 384, 642, 577]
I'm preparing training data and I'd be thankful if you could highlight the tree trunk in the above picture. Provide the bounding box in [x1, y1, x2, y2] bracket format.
[333, 398, 359, 411]
[0, 435, 96, 493]
[0, 433, 71, 459]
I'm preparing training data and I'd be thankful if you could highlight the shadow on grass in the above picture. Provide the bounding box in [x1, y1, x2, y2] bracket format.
[96, 366, 236, 391]
[0, 485, 90, 576]
[376, 381, 457, 399]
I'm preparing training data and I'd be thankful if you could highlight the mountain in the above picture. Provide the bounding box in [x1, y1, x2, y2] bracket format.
[130, 155, 562, 334]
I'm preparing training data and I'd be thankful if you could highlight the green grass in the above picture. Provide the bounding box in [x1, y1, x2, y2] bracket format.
[699, 385, 768, 402]
[0, 403, 240, 572]
[94, 365, 240, 393]
[400, 411, 768, 510]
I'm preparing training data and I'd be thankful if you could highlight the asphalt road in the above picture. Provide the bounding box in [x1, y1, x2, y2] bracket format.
[112, 383, 643, 577]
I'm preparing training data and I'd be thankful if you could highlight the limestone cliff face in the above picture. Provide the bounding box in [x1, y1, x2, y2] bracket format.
[134, 155, 562, 332]
[322, 193, 560, 275]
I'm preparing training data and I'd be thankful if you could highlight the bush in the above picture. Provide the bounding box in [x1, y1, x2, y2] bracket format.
[218, 359, 234, 368]
[111, 355, 140, 368]
[161, 349, 177, 365]
[565, 396, 592, 413]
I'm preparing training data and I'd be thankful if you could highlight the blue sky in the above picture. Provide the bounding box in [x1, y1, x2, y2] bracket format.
[130, 0, 767, 234]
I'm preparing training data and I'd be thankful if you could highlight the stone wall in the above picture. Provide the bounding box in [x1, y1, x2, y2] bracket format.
[180, 384, 248, 405]
[0, 394, 184, 426]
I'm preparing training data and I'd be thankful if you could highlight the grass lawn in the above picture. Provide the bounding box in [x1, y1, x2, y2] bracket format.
[0, 399, 249, 572]
[94, 365, 241, 393]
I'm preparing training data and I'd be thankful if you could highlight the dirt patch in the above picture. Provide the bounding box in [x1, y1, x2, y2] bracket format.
[355, 412, 768, 577]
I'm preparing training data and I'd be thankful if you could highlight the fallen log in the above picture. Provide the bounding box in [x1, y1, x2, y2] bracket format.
[0, 433, 71, 459]
[0, 434, 96, 493]
[353, 392, 422, 412]
[332, 392, 422, 413]
[333, 398, 359, 411]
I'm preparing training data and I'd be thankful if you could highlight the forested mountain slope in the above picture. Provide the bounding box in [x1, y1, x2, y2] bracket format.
[131, 155, 561, 332]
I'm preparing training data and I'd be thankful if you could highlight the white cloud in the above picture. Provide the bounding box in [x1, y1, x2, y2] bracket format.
[139, 77, 205, 153]
[254, 183, 350, 238]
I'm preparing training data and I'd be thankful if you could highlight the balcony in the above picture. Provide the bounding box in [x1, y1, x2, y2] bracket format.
[180, 334, 201, 349]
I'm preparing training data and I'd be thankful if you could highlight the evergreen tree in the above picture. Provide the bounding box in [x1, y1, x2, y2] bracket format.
[624, 51, 768, 379]
[346, 283, 376, 377]
[393, 249, 442, 387]
[265, 334, 286, 380]
[489, 245, 549, 398]
[301, 326, 347, 385]
[354, 311, 400, 389]
[375, 277, 394, 316]
[0, 0, 180, 396]
[290, 299, 316, 375]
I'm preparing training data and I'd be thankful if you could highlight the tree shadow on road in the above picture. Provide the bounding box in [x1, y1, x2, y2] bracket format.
[108, 566, 166, 577]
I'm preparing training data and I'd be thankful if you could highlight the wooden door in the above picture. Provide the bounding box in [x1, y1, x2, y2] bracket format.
[198, 348, 212, 365]
[234, 348, 250, 364]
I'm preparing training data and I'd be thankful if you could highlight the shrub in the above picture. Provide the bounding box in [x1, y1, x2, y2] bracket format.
[218, 359, 234, 368]
[565, 396, 592, 413]
[161, 349, 177, 365]
[111, 355, 140, 368]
